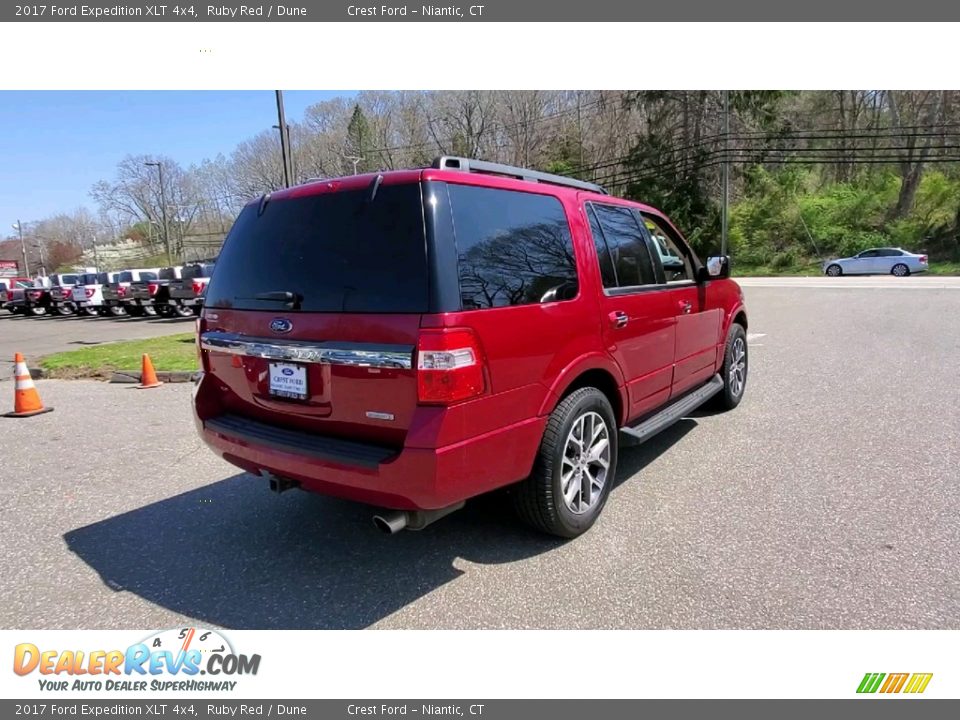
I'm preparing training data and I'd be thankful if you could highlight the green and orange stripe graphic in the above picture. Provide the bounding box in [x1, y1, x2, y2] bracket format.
[857, 672, 933, 694]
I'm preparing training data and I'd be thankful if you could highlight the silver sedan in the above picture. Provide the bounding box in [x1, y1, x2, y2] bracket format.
[823, 248, 929, 277]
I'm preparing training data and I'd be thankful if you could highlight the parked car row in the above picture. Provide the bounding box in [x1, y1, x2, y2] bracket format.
[1, 263, 215, 318]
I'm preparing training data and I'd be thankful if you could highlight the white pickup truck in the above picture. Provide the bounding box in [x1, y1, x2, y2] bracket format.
[72, 271, 119, 316]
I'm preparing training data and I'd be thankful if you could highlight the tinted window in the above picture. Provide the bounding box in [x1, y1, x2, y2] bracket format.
[449, 185, 578, 309]
[60, 274, 78, 285]
[138, 271, 158, 282]
[879, 248, 903, 257]
[586, 205, 618, 289]
[206, 183, 428, 313]
[643, 215, 694, 283]
[159, 268, 179, 280]
[118, 272, 133, 283]
[591, 204, 656, 287]
[79, 274, 98, 284]
[858, 250, 879, 258]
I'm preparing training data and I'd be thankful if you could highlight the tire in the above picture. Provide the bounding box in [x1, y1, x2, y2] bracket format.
[108, 305, 127, 317]
[142, 305, 157, 317]
[825, 264, 842, 277]
[174, 304, 194, 318]
[56, 304, 75, 316]
[710, 323, 748, 411]
[27, 306, 47, 317]
[156, 305, 174, 318]
[513, 387, 618, 538]
[82, 307, 99, 317]
[891, 263, 910, 277]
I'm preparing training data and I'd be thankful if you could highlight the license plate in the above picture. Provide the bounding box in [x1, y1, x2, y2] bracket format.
[269, 362, 308, 400]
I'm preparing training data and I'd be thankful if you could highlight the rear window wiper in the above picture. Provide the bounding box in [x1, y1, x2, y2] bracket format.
[253, 290, 303, 310]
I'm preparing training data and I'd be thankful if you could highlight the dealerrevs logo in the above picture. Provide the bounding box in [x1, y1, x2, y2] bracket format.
[13, 627, 261, 693]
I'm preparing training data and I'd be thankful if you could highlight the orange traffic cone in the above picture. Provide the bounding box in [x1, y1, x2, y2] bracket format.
[136, 353, 163, 389]
[4, 353, 54, 418]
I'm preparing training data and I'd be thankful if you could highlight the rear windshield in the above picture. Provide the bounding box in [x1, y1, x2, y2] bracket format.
[96, 273, 112, 284]
[138, 271, 158, 282]
[79, 273, 98, 285]
[205, 183, 427, 313]
[55, 274, 78, 285]
[182, 264, 214, 280]
[159, 267, 179, 280]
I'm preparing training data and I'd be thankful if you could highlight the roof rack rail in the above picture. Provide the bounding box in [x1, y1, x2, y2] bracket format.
[430, 156, 608, 195]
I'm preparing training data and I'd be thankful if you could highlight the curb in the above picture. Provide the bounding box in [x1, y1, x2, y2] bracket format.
[110, 370, 200, 384]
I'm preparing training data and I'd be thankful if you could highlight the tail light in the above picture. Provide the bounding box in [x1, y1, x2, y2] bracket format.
[148, 283, 159, 296]
[84, 288, 95, 299]
[5, 291, 11, 302]
[920, 255, 928, 264]
[117, 286, 128, 298]
[416, 328, 485, 404]
[192, 281, 206, 296]
[27, 290, 42, 301]
[60, 288, 72, 299]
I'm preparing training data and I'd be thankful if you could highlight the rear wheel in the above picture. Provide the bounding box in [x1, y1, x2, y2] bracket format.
[513, 387, 618, 538]
[825, 264, 842, 277]
[891, 263, 910, 277]
[82, 306, 99, 317]
[174, 304, 194, 318]
[108, 305, 127, 317]
[56, 303, 75, 316]
[27, 306, 47, 317]
[142, 305, 157, 317]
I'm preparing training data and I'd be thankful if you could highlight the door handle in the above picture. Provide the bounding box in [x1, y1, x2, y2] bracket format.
[679, 300, 692, 315]
[609, 311, 628, 329]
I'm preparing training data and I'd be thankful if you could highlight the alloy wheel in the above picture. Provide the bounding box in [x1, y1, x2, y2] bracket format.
[560, 411, 611, 514]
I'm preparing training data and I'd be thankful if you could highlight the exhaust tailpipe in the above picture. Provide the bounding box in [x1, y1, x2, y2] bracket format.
[372, 501, 465, 534]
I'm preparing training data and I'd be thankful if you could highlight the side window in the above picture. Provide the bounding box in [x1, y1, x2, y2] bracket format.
[590, 204, 657, 288]
[859, 250, 878, 258]
[586, 205, 618, 289]
[449, 184, 579, 309]
[643, 214, 695, 283]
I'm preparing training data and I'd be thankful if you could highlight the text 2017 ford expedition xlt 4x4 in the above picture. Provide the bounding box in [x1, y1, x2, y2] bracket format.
[194, 157, 748, 538]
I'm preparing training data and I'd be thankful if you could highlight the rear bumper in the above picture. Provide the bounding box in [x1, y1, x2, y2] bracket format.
[194, 380, 546, 511]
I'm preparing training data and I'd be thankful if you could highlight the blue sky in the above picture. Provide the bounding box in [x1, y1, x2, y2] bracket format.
[0, 90, 354, 227]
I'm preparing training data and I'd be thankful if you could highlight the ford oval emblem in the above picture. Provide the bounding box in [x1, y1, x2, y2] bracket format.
[270, 318, 293, 334]
[281, 367, 294, 376]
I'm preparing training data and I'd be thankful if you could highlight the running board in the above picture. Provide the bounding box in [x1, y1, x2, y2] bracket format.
[620, 374, 724, 444]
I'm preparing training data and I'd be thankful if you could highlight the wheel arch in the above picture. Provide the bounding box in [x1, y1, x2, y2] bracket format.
[539, 356, 627, 427]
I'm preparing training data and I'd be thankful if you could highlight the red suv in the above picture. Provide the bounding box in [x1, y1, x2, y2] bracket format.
[194, 157, 748, 537]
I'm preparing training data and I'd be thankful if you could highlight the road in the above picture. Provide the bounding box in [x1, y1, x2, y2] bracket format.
[0, 310, 195, 380]
[0, 280, 958, 629]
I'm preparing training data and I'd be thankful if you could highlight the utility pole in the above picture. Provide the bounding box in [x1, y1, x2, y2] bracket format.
[145, 162, 171, 265]
[14, 220, 29, 276]
[721, 90, 730, 257]
[91, 234, 101, 270]
[275, 90, 292, 188]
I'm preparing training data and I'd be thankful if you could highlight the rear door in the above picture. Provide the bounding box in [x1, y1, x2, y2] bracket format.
[200, 179, 429, 447]
[642, 213, 721, 397]
[585, 201, 676, 420]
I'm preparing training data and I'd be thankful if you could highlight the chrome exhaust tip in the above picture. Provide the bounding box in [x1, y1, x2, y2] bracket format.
[372, 511, 408, 534]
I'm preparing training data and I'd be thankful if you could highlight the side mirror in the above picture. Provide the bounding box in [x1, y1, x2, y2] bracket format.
[698, 256, 730, 281]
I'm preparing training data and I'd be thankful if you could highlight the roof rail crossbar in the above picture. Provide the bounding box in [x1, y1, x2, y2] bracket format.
[431, 156, 608, 195]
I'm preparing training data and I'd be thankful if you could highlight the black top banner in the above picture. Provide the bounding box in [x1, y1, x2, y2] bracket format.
[5, 0, 960, 21]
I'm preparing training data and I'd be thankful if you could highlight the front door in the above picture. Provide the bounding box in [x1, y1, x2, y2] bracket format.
[585, 201, 677, 421]
[642, 213, 722, 397]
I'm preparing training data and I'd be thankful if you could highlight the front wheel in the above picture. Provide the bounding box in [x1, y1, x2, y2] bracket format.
[513, 387, 618, 538]
[891, 263, 910, 277]
[710, 323, 748, 411]
[825, 264, 842, 277]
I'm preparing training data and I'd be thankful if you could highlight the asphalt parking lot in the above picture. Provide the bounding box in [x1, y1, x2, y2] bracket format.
[0, 310, 195, 380]
[1, 278, 958, 630]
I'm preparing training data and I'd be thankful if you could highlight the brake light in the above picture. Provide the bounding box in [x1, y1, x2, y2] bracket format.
[920, 255, 928, 264]
[61, 288, 72, 299]
[416, 328, 485, 404]
[27, 290, 42, 301]
[192, 281, 206, 295]
[84, 288, 95, 299]
[148, 283, 159, 295]
[117, 286, 128, 298]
